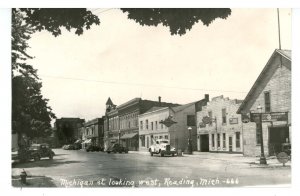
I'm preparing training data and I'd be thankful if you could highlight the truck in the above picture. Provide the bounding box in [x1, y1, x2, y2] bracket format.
[149, 139, 176, 157]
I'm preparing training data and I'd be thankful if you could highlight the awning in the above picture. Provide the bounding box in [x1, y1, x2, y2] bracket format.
[74, 139, 82, 144]
[120, 133, 138, 139]
[82, 139, 92, 144]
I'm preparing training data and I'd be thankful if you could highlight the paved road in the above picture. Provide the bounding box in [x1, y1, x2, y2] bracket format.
[12, 149, 291, 187]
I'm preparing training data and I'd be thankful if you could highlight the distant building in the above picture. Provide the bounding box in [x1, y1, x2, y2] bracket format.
[104, 97, 180, 151]
[139, 95, 209, 153]
[196, 95, 243, 153]
[81, 118, 104, 149]
[237, 49, 291, 156]
[54, 118, 85, 145]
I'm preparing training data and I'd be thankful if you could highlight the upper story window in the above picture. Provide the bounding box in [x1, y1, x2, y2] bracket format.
[222, 108, 227, 124]
[140, 121, 143, 130]
[151, 122, 154, 130]
[155, 121, 158, 130]
[264, 91, 271, 113]
[208, 111, 213, 126]
[146, 120, 149, 130]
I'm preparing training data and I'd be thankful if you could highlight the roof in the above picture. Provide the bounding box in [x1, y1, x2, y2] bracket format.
[120, 132, 138, 139]
[106, 97, 114, 105]
[144, 106, 167, 113]
[117, 98, 141, 109]
[172, 101, 197, 113]
[237, 49, 291, 114]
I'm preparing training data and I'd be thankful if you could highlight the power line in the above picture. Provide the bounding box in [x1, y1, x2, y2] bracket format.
[40, 74, 247, 94]
[92, 8, 115, 15]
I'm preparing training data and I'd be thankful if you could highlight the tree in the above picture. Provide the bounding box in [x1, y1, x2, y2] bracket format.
[121, 8, 231, 35]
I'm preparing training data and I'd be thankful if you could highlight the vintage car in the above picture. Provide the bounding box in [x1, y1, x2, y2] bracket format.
[28, 143, 55, 161]
[86, 145, 103, 152]
[149, 139, 176, 157]
[106, 143, 129, 153]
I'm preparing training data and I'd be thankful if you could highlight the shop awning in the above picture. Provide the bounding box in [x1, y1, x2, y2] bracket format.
[74, 139, 82, 144]
[120, 133, 138, 139]
[82, 139, 92, 144]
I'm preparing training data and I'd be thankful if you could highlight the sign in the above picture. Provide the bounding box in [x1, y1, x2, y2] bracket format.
[199, 122, 206, 128]
[202, 116, 211, 124]
[229, 118, 238, 124]
[277, 152, 289, 166]
[241, 114, 250, 123]
[250, 112, 288, 123]
[159, 116, 177, 128]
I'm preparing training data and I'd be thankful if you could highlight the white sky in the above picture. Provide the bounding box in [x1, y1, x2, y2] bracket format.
[26, 8, 291, 122]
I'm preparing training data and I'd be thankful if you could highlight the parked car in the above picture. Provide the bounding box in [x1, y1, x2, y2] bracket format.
[86, 145, 103, 152]
[149, 139, 176, 157]
[62, 144, 74, 150]
[28, 143, 55, 161]
[106, 143, 128, 153]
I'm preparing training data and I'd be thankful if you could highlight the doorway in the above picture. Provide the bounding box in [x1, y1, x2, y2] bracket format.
[229, 137, 233, 152]
[200, 134, 209, 152]
[269, 126, 290, 155]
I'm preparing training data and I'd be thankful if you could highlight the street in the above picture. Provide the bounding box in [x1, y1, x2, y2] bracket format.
[12, 149, 291, 188]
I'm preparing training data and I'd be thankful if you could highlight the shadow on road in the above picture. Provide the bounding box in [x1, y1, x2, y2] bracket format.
[12, 158, 82, 168]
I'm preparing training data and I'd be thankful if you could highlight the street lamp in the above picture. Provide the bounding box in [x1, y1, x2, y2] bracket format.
[187, 127, 193, 154]
[257, 105, 267, 164]
[118, 130, 121, 145]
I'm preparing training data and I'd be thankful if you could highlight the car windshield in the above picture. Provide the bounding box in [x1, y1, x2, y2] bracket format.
[160, 141, 168, 144]
[29, 145, 39, 150]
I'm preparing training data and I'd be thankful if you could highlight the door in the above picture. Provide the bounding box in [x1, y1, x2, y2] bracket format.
[200, 134, 209, 152]
[146, 136, 149, 148]
[229, 137, 233, 152]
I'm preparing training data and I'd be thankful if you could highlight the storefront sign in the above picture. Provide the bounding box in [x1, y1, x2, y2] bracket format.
[229, 118, 238, 124]
[250, 112, 288, 123]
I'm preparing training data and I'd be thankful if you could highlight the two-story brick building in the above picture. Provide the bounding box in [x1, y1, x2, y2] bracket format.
[237, 49, 291, 156]
[196, 96, 243, 153]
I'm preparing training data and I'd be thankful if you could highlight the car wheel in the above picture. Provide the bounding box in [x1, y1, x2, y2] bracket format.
[107, 151, 110, 154]
[34, 155, 40, 161]
[150, 150, 153, 156]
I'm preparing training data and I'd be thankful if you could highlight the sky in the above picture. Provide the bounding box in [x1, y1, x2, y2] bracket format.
[26, 8, 292, 122]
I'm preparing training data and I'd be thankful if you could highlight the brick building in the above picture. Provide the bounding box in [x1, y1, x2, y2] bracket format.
[237, 49, 291, 156]
[81, 118, 104, 149]
[104, 97, 179, 151]
[196, 95, 243, 153]
[139, 95, 209, 153]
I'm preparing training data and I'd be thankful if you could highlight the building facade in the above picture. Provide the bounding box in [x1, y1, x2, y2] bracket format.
[237, 49, 291, 156]
[54, 118, 85, 145]
[196, 96, 243, 153]
[81, 118, 104, 149]
[139, 95, 209, 153]
[104, 97, 180, 151]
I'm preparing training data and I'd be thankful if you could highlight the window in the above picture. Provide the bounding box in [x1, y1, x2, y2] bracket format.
[161, 123, 163, 129]
[264, 91, 271, 112]
[141, 136, 145, 147]
[217, 133, 220, 147]
[212, 134, 215, 147]
[187, 115, 196, 126]
[208, 111, 213, 126]
[151, 122, 153, 130]
[159, 135, 163, 139]
[223, 133, 226, 148]
[236, 132, 240, 148]
[165, 135, 168, 139]
[222, 108, 227, 124]
[256, 124, 261, 145]
[146, 120, 149, 129]
[155, 121, 158, 130]
[128, 121, 130, 129]
[140, 121, 143, 130]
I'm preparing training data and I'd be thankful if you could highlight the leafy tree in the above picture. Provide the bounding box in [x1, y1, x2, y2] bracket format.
[121, 8, 231, 35]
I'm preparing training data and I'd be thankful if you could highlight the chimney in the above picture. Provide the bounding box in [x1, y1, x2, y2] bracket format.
[205, 94, 209, 101]
[158, 96, 161, 106]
